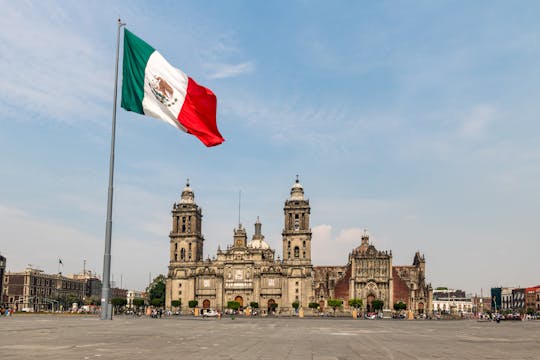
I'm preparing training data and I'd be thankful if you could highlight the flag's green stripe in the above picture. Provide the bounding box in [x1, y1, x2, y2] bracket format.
[121, 29, 155, 114]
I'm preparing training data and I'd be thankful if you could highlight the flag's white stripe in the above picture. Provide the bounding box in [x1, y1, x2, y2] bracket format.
[142, 51, 188, 132]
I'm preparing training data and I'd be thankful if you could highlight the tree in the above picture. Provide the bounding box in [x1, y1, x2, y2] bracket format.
[269, 303, 278, 312]
[372, 299, 384, 311]
[188, 300, 198, 308]
[291, 301, 300, 311]
[348, 298, 363, 309]
[111, 297, 127, 314]
[394, 302, 407, 311]
[146, 274, 166, 307]
[308, 302, 320, 310]
[327, 299, 343, 315]
[171, 300, 181, 309]
[249, 302, 259, 309]
[133, 298, 145, 308]
[227, 301, 240, 311]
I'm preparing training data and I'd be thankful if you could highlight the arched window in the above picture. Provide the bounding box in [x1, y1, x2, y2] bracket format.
[302, 240, 306, 248]
[294, 246, 299, 258]
[180, 248, 185, 261]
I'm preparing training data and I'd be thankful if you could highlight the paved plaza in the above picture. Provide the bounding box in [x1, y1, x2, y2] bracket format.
[1, 315, 539, 359]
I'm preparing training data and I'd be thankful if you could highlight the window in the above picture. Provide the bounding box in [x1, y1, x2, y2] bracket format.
[294, 246, 299, 258]
[189, 243, 192, 250]
[180, 248, 185, 261]
[302, 240, 306, 248]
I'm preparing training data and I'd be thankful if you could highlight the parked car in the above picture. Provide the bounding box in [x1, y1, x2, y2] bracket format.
[202, 309, 219, 317]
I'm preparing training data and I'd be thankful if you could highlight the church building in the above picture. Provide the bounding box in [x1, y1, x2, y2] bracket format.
[165, 178, 432, 314]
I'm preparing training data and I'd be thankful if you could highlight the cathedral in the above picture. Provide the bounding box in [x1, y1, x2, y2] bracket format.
[165, 178, 432, 314]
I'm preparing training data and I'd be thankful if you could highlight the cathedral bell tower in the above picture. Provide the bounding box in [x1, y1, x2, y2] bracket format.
[169, 180, 204, 263]
[282, 176, 312, 263]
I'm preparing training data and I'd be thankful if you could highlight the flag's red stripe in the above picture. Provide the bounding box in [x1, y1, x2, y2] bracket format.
[177, 78, 224, 147]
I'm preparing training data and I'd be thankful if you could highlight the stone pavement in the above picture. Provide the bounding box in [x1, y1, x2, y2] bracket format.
[1, 315, 539, 359]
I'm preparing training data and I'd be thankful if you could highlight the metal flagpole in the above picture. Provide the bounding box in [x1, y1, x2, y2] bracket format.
[101, 18, 126, 320]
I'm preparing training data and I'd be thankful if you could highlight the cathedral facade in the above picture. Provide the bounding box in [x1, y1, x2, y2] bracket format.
[165, 179, 313, 312]
[165, 179, 432, 314]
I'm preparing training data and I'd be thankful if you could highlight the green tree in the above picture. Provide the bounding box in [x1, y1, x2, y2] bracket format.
[348, 298, 363, 309]
[111, 297, 127, 314]
[249, 302, 259, 309]
[227, 301, 240, 311]
[292, 301, 300, 310]
[371, 299, 384, 311]
[188, 300, 198, 308]
[133, 298, 145, 308]
[146, 274, 166, 307]
[526, 308, 535, 315]
[327, 299, 343, 315]
[308, 302, 320, 310]
[269, 303, 278, 312]
[171, 300, 182, 309]
[394, 302, 407, 311]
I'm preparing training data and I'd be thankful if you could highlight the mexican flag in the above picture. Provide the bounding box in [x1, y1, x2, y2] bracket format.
[121, 29, 224, 147]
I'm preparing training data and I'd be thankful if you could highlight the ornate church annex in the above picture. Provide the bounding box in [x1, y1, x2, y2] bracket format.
[165, 179, 432, 314]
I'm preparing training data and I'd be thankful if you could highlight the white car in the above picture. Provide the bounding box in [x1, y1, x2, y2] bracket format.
[202, 309, 219, 317]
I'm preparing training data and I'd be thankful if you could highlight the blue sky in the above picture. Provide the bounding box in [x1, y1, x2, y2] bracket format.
[1, 1, 539, 293]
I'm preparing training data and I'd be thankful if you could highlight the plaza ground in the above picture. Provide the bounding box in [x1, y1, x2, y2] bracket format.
[1, 315, 539, 359]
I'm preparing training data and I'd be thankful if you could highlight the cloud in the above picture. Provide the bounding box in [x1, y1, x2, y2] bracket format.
[460, 104, 496, 138]
[205, 61, 254, 79]
[0, 204, 102, 276]
[0, 2, 111, 123]
[311, 224, 365, 265]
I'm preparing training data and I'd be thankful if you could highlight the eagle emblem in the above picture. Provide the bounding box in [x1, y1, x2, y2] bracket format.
[149, 76, 178, 107]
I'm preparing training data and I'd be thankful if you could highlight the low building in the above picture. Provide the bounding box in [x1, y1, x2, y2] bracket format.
[512, 288, 526, 313]
[0, 254, 6, 305]
[126, 290, 145, 309]
[472, 295, 492, 315]
[71, 271, 102, 303]
[525, 286, 540, 313]
[433, 288, 472, 314]
[4, 268, 85, 311]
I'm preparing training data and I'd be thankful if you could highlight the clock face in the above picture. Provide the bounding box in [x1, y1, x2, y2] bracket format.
[236, 240, 243, 246]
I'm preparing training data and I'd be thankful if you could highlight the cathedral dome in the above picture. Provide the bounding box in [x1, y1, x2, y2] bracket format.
[248, 217, 270, 249]
[180, 179, 195, 204]
[248, 239, 270, 250]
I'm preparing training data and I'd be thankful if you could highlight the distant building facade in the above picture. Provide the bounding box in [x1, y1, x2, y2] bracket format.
[512, 288, 525, 312]
[0, 254, 6, 305]
[165, 178, 432, 314]
[314, 233, 432, 314]
[3, 268, 85, 311]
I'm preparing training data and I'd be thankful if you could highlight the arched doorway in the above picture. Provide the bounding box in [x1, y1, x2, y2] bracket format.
[202, 299, 210, 309]
[418, 302, 424, 314]
[267, 299, 276, 313]
[366, 294, 375, 312]
[235, 296, 244, 307]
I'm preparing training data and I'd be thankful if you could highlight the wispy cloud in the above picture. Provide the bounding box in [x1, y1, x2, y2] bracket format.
[205, 61, 255, 79]
[460, 104, 496, 138]
[0, 2, 111, 123]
